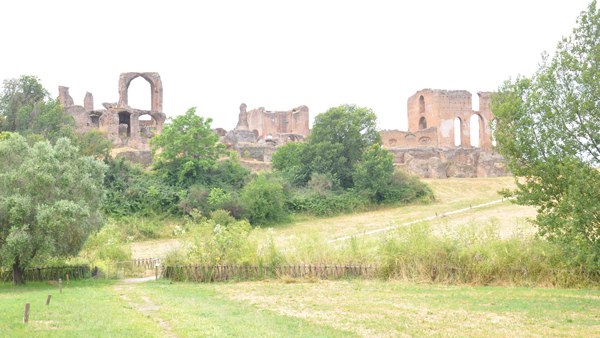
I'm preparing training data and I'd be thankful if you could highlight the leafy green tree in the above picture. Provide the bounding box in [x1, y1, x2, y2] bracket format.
[0, 134, 108, 284]
[150, 107, 228, 186]
[309, 104, 381, 188]
[353, 144, 395, 201]
[491, 1, 600, 268]
[71, 130, 113, 161]
[0, 76, 74, 137]
[0, 75, 48, 132]
[272, 104, 381, 188]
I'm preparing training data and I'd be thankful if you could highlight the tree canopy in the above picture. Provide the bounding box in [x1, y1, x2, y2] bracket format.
[0, 134, 108, 284]
[0, 75, 74, 139]
[150, 107, 229, 186]
[491, 1, 600, 268]
[272, 104, 381, 188]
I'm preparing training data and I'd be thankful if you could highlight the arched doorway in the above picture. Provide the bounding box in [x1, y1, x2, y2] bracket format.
[470, 114, 483, 147]
[118, 112, 131, 138]
[418, 117, 427, 130]
[454, 117, 462, 147]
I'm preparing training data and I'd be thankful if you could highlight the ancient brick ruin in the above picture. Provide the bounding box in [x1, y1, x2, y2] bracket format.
[219, 103, 309, 162]
[378, 89, 507, 179]
[59, 74, 506, 178]
[59, 72, 167, 151]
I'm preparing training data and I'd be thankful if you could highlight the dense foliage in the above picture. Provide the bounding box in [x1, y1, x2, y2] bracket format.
[491, 1, 600, 269]
[0, 134, 108, 284]
[150, 107, 228, 186]
[272, 104, 432, 212]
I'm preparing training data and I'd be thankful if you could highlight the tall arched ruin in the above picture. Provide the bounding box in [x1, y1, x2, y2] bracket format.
[379, 89, 507, 179]
[59, 72, 167, 151]
[406, 89, 493, 149]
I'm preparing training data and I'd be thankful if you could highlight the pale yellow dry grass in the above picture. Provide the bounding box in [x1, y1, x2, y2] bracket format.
[132, 238, 181, 259]
[270, 176, 534, 243]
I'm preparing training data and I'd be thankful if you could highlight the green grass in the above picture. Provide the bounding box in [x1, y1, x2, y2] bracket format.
[3, 277, 599, 337]
[0, 280, 163, 337]
[150, 279, 600, 337]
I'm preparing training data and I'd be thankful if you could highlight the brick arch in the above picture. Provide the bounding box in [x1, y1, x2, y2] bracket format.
[418, 116, 427, 130]
[118, 72, 163, 112]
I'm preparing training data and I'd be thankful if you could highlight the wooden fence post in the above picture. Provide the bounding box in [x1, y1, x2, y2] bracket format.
[46, 295, 51, 306]
[59, 278, 62, 294]
[23, 303, 30, 323]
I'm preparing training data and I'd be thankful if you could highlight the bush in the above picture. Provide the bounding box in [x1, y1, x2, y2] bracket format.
[287, 190, 369, 216]
[240, 175, 288, 225]
[80, 220, 131, 264]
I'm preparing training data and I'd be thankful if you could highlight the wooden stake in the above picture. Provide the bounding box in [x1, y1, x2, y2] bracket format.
[23, 303, 30, 323]
[66, 274, 69, 284]
[59, 278, 62, 294]
[46, 294, 51, 306]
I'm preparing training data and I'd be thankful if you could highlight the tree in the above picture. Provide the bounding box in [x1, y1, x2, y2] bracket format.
[491, 1, 600, 268]
[309, 104, 381, 188]
[272, 104, 381, 188]
[0, 134, 108, 284]
[0, 75, 74, 138]
[150, 107, 228, 186]
[353, 144, 395, 202]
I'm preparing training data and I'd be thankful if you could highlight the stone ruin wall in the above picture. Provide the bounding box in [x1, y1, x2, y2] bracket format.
[380, 127, 438, 148]
[218, 103, 309, 163]
[59, 72, 167, 154]
[406, 89, 493, 149]
[380, 89, 508, 179]
[58, 76, 508, 178]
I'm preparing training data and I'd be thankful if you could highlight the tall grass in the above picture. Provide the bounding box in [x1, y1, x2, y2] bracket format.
[163, 215, 599, 288]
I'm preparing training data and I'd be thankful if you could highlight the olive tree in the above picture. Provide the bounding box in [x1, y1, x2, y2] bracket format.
[0, 134, 107, 284]
[491, 1, 600, 268]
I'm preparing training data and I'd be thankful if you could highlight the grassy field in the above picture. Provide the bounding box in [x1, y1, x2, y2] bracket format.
[2, 279, 599, 337]
[131, 176, 537, 259]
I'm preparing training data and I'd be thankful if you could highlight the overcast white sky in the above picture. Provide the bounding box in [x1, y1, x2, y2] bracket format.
[0, 0, 592, 132]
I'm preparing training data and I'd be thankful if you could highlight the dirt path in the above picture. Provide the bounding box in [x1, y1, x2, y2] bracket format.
[113, 279, 177, 338]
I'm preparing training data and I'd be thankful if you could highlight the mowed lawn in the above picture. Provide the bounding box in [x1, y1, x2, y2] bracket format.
[3, 279, 599, 337]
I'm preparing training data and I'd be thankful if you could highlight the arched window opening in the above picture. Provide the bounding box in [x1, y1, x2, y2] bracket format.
[266, 134, 273, 139]
[472, 92, 480, 111]
[454, 117, 462, 147]
[118, 112, 131, 138]
[419, 96, 425, 114]
[127, 77, 152, 110]
[418, 117, 427, 130]
[470, 114, 482, 147]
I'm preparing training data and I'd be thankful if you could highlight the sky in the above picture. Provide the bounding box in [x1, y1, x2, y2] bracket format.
[0, 0, 593, 134]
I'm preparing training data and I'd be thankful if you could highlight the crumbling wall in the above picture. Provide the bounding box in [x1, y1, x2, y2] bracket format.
[246, 105, 309, 139]
[407, 89, 493, 149]
[59, 72, 167, 151]
[388, 147, 508, 179]
[380, 127, 438, 148]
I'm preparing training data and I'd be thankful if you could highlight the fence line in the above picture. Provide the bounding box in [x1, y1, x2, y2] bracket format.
[0, 265, 90, 283]
[104, 258, 161, 280]
[161, 264, 378, 282]
[160, 264, 597, 283]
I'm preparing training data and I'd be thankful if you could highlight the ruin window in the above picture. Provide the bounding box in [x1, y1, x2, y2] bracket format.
[454, 117, 462, 147]
[266, 134, 273, 139]
[419, 95, 425, 115]
[418, 117, 427, 130]
[118, 112, 131, 137]
[126, 77, 152, 110]
[470, 114, 483, 147]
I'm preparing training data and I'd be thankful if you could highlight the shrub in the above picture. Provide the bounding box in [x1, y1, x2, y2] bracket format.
[240, 175, 288, 225]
